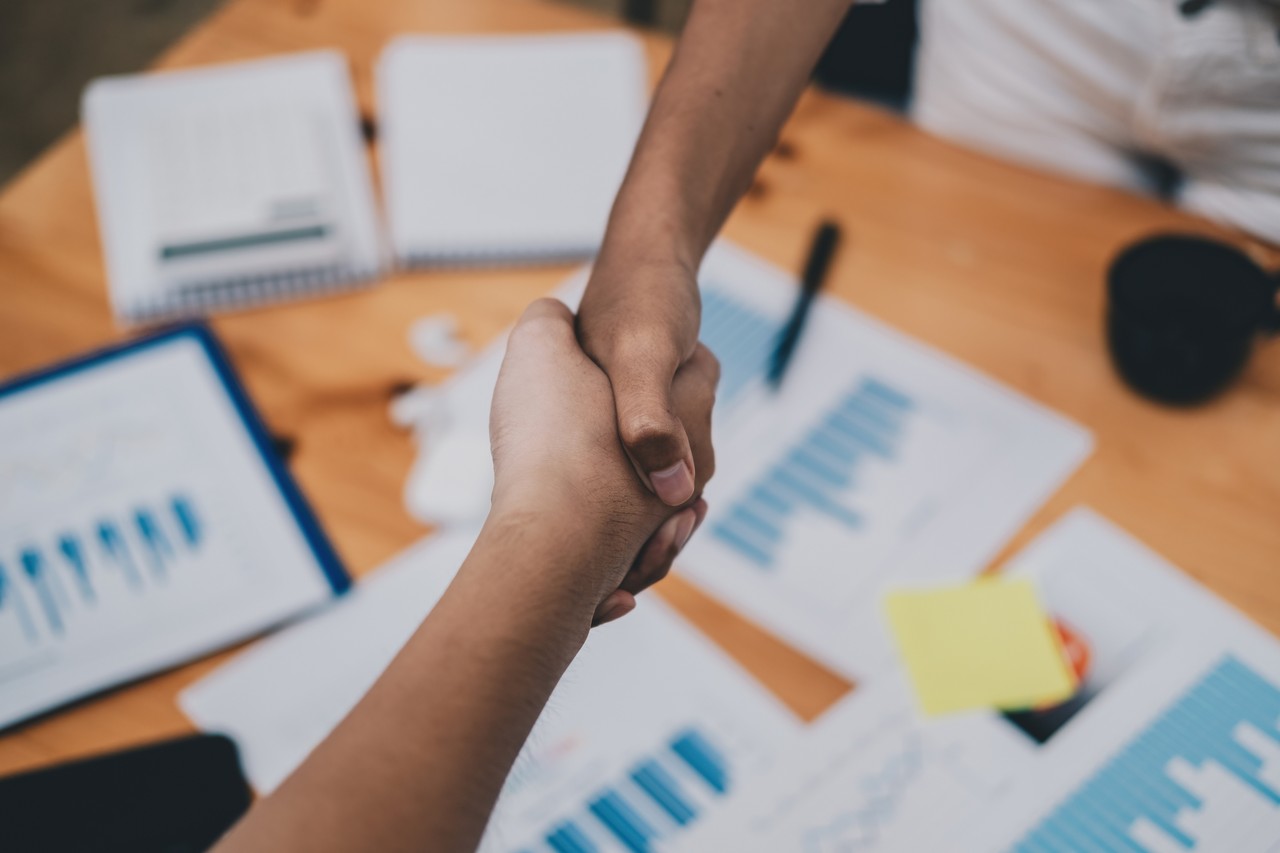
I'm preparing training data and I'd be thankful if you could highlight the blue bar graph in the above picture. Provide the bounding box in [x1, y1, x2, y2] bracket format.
[545, 820, 597, 853]
[671, 728, 730, 794]
[0, 561, 38, 642]
[528, 726, 732, 853]
[589, 789, 656, 853]
[171, 495, 202, 547]
[1012, 656, 1280, 852]
[58, 534, 95, 603]
[1, 495, 207, 643]
[710, 377, 913, 569]
[98, 520, 142, 587]
[19, 548, 64, 635]
[135, 508, 173, 577]
[631, 760, 697, 826]
[698, 287, 781, 408]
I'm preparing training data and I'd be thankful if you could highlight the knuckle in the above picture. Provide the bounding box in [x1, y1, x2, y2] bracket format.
[691, 342, 721, 377]
[701, 451, 717, 483]
[511, 301, 573, 346]
[525, 296, 572, 319]
[635, 550, 674, 590]
[674, 344, 721, 402]
[517, 298, 571, 328]
[705, 351, 722, 388]
[647, 561, 674, 587]
[620, 409, 679, 452]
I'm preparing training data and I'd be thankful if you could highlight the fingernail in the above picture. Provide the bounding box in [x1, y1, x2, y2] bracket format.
[672, 510, 697, 552]
[650, 461, 695, 506]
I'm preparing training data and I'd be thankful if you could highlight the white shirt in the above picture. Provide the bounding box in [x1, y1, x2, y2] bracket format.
[912, 0, 1280, 244]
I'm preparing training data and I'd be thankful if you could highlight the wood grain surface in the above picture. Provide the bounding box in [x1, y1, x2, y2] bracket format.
[1, 0, 1276, 779]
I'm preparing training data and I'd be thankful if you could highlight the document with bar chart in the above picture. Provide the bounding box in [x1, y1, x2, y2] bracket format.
[685, 509, 1280, 852]
[680, 673, 1037, 851]
[1006, 655, 1280, 852]
[183, 532, 476, 791]
[0, 327, 347, 728]
[479, 596, 802, 853]
[397, 242, 1089, 677]
[183, 529, 802, 849]
[682, 244, 1092, 678]
[970, 510, 1280, 853]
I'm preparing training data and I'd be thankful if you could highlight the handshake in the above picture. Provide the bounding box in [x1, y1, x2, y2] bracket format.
[489, 294, 718, 628]
[211, 294, 721, 853]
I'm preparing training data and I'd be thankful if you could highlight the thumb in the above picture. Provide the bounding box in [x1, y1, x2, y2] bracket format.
[610, 361, 696, 506]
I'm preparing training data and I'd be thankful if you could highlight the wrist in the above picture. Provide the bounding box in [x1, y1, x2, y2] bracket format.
[480, 493, 655, 604]
[601, 180, 708, 275]
[594, 238, 698, 285]
[580, 249, 702, 365]
[440, 513, 601, 686]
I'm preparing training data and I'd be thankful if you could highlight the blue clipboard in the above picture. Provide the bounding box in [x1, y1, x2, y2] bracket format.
[0, 322, 350, 596]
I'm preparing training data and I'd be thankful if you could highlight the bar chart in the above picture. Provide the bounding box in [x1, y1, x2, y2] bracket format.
[0, 331, 350, 729]
[679, 676, 1032, 852]
[0, 494, 205, 646]
[459, 590, 800, 853]
[675, 245, 1092, 679]
[1012, 655, 1280, 852]
[683, 355, 985, 667]
[529, 726, 732, 853]
[697, 286, 780, 410]
[709, 377, 912, 569]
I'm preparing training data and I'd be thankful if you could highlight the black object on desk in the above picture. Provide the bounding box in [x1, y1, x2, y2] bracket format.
[0, 733, 251, 853]
[1107, 233, 1279, 405]
[768, 220, 843, 389]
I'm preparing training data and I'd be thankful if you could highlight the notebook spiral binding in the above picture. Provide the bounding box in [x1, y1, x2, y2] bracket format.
[398, 244, 599, 270]
[119, 264, 383, 326]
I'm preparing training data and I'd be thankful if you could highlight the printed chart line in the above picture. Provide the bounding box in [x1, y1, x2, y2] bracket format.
[0, 494, 205, 644]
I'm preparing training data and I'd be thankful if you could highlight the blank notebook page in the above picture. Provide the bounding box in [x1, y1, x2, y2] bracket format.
[377, 32, 648, 265]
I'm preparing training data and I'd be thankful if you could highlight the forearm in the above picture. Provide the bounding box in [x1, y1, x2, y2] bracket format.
[214, 513, 606, 853]
[603, 0, 854, 270]
[212, 293, 715, 851]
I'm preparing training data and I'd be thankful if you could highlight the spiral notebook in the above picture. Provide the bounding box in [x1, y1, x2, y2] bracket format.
[376, 32, 648, 267]
[83, 51, 387, 325]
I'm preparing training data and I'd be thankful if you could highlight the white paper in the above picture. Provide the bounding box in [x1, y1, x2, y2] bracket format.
[682, 244, 1092, 678]
[182, 530, 802, 853]
[478, 586, 802, 852]
[377, 32, 647, 265]
[685, 509, 1280, 852]
[0, 334, 342, 728]
[181, 529, 478, 791]
[400, 242, 1091, 676]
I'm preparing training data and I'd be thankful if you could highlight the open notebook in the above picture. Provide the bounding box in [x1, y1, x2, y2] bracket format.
[376, 32, 648, 267]
[83, 51, 386, 325]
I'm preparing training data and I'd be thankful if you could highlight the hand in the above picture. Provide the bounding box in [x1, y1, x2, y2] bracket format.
[577, 255, 703, 507]
[489, 298, 717, 625]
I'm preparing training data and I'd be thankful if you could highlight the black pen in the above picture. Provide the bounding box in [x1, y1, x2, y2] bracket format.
[767, 219, 842, 389]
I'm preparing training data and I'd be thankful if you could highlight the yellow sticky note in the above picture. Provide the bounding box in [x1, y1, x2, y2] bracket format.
[884, 577, 1076, 716]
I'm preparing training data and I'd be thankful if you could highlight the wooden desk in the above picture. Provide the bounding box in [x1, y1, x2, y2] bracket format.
[2, 0, 1277, 778]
